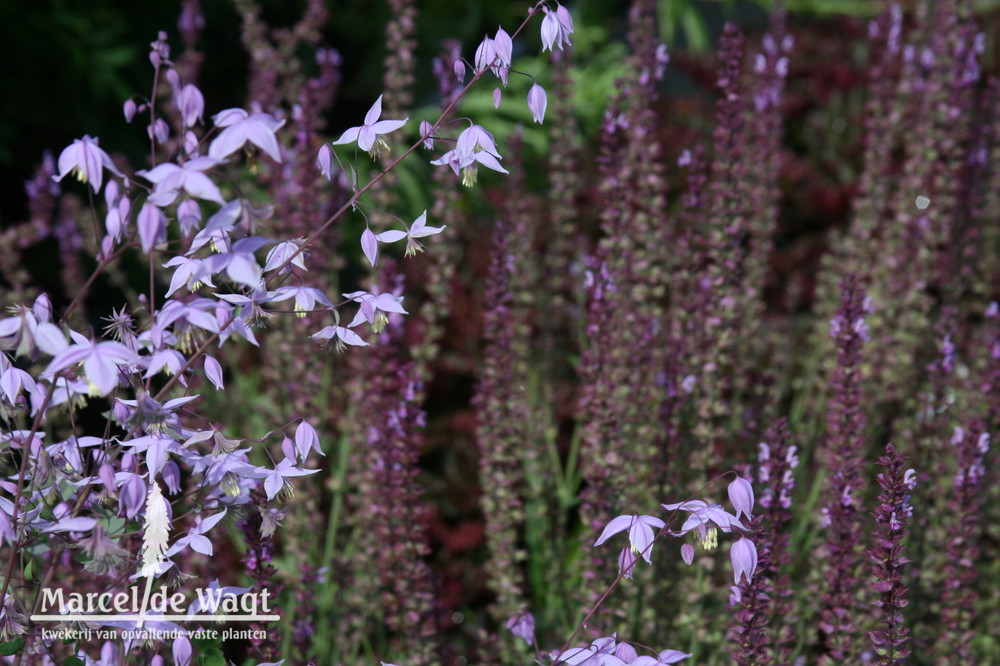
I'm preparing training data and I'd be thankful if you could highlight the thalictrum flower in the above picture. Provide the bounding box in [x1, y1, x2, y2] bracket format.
[419, 120, 434, 149]
[44, 339, 138, 396]
[267, 285, 332, 317]
[138, 201, 168, 254]
[175, 83, 205, 128]
[431, 125, 509, 186]
[376, 210, 446, 257]
[540, 4, 574, 52]
[311, 324, 368, 352]
[294, 420, 324, 459]
[330, 94, 408, 158]
[164, 508, 226, 557]
[53, 135, 123, 193]
[208, 108, 285, 162]
[506, 610, 535, 645]
[343, 289, 408, 333]
[594, 513, 665, 563]
[317, 144, 335, 180]
[138, 157, 224, 206]
[730, 537, 758, 583]
[662, 500, 746, 550]
[263, 457, 320, 500]
[527, 83, 548, 123]
[727, 477, 755, 521]
[618, 546, 638, 579]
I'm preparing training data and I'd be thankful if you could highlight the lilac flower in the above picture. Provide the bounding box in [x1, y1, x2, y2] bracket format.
[527, 83, 548, 123]
[662, 500, 745, 549]
[137, 202, 169, 256]
[163, 256, 216, 297]
[263, 457, 319, 500]
[419, 120, 434, 149]
[294, 420, 324, 459]
[506, 610, 535, 645]
[618, 546, 638, 579]
[730, 537, 758, 583]
[375, 210, 446, 257]
[594, 513, 665, 563]
[208, 108, 285, 162]
[267, 285, 333, 317]
[311, 324, 368, 352]
[361, 227, 380, 266]
[317, 144, 335, 180]
[263, 240, 307, 274]
[343, 289, 408, 333]
[680, 543, 695, 565]
[164, 508, 227, 557]
[138, 157, 224, 206]
[53, 135, 123, 193]
[44, 339, 137, 396]
[431, 124, 509, 186]
[540, 4, 574, 52]
[330, 94, 408, 158]
[175, 83, 205, 128]
[727, 477, 755, 521]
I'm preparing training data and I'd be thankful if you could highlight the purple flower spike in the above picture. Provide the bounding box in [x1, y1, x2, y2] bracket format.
[330, 94, 408, 158]
[730, 537, 758, 584]
[54, 135, 123, 193]
[728, 477, 755, 521]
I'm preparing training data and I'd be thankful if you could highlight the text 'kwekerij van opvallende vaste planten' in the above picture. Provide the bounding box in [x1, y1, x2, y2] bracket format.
[0, 0, 998, 663]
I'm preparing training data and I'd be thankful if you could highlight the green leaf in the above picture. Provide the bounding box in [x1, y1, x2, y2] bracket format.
[0, 638, 24, 656]
[63, 657, 86, 666]
[198, 648, 226, 666]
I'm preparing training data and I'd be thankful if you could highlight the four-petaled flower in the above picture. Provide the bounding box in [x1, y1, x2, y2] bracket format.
[343, 290, 408, 333]
[209, 108, 285, 163]
[311, 324, 368, 352]
[138, 157, 224, 206]
[431, 124, 509, 187]
[330, 95, 408, 158]
[594, 513, 665, 564]
[54, 136, 124, 193]
[376, 210, 446, 257]
[661, 500, 745, 550]
[263, 457, 320, 500]
[44, 340, 138, 396]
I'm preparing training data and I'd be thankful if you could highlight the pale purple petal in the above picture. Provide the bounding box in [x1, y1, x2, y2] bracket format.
[375, 230, 407, 243]
[364, 95, 384, 126]
[361, 228, 379, 266]
[204, 356, 224, 390]
[243, 122, 283, 162]
[331, 126, 361, 146]
[208, 125, 248, 161]
[594, 514, 633, 546]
